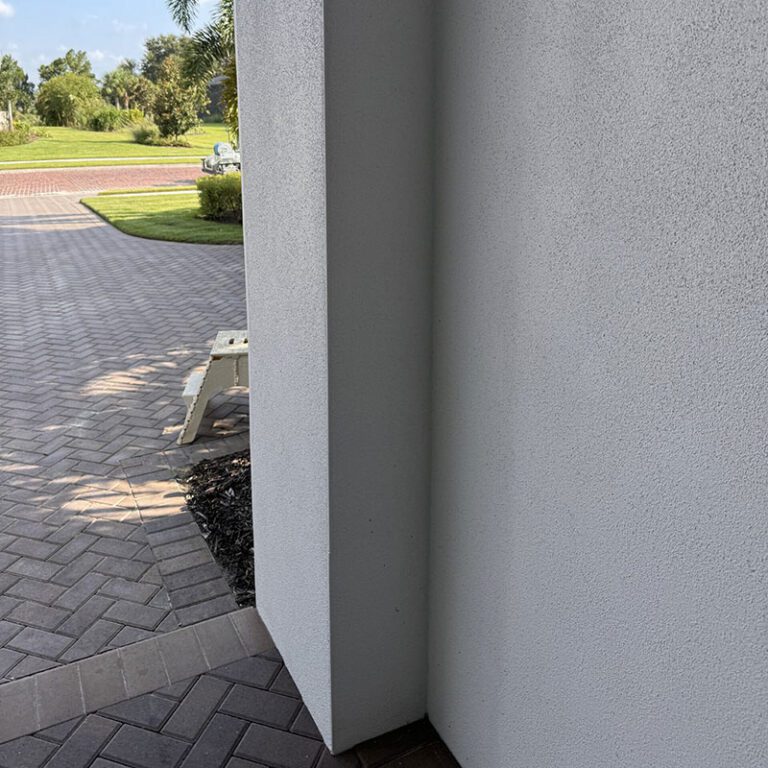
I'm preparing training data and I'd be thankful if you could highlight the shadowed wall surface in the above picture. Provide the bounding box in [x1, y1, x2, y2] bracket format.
[428, 2, 768, 767]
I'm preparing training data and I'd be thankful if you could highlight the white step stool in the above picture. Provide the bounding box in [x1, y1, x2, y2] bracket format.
[178, 330, 249, 445]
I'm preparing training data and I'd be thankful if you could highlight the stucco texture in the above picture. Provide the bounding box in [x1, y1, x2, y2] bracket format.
[428, 2, 768, 767]
[235, 0, 434, 752]
[235, 0, 334, 740]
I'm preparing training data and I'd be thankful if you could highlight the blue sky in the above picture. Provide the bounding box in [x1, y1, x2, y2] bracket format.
[0, 0, 216, 83]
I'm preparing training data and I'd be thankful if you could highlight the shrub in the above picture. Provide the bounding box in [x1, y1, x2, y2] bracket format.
[132, 122, 159, 145]
[197, 173, 242, 223]
[119, 108, 144, 127]
[0, 123, 32, 146]
[36, 73, 101, 127]
[89, 105, 122, 132]
[132, 121, 191, 147]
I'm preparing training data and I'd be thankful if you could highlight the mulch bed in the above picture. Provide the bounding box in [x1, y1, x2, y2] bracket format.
[183, 450, 255, 606]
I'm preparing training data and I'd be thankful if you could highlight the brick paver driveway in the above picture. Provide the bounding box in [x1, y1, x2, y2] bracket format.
[0, 186, 458, 767]
[0, 164, 198, 197]
[0, 192, 248, 667]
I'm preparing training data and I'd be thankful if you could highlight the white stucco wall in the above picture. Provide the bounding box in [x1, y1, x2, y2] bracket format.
[428, 3, 768, 768]
[236, 0, 434, 752]
[235, 0, 334, 740]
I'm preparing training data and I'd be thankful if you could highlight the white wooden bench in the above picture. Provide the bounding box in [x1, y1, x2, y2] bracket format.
[178, 330, 249, 445]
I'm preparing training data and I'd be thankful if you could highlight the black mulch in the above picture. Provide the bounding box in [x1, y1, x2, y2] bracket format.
[183, 449, 255, 606]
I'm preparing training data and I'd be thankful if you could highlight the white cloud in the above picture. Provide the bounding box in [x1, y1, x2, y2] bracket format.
[112, 19, 136, 33]
[0, 1, 15, 18]
[88, 49, 105, 62]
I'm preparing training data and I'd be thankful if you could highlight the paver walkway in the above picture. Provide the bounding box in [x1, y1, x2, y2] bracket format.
[0, 165, 198, 197]
[0, 187, 459, 767]
[0, 193, 248, 680]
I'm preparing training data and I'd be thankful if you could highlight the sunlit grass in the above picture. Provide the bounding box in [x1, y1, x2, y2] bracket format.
[81, 190, 243, 245]
[0, 123, 230, 166]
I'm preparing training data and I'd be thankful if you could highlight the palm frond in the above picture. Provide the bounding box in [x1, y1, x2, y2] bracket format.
[167, 0, 198, 33]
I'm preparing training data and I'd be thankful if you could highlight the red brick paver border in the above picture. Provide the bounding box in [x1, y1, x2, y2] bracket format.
[0, 164, 200, 197]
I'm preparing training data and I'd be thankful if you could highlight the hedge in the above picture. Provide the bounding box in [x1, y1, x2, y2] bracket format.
[197, 173, 242, 223]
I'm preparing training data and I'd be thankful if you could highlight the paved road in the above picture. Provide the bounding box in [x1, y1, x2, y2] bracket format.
[0, 164, 199, 197]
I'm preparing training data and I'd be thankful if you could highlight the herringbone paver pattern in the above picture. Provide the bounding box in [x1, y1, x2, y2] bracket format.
[0, 194, 248, 679]
[0, 165, 198, 197]
[9, 649, 459, 768]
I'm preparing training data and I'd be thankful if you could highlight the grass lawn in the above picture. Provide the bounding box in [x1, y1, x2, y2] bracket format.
[97, 185, 198, 195]
[81, 191, 243, 245]
[0, 124, 230, 168]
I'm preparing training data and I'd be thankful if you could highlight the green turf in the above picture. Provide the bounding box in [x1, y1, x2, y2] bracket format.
[81, 191, 243, 245]
[97, 185, 198, 195]
[2, 158, 201, 171]
[0, 124, 230, 167]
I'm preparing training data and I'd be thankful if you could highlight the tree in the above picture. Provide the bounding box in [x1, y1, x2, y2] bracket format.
[36, 73, 101, 126]
[141, 35, 190, 83]
[101, 64, 155, 112]
[152, 57, 205, 140]
[166, 0, 238, 137]
[38, 49, 94, 84]
[0, 55, 34, 117]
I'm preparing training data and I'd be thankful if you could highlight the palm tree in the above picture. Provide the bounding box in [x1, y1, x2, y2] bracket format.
[166, 0, 237, 137]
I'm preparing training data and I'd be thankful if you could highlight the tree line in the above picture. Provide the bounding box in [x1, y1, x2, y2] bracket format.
[0, 29, 235, 144]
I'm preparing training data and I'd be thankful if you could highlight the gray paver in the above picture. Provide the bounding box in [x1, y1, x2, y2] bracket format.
[180, 714, 246, 768]
[6, 558, 61, 581]
[163, 675, 231, 739]
[100, 577, 158, 604]
[177, 594, 238, 626]
[0, 736, 56, 768]
[236, 723, 321, 768]
[101, 694, 176, 729]
[164, 562, 223, 591]
[56, 573, 110, 611]
[59, 619, 121, 662]
[209, 657, 281, 689]
[157, 626, 208, 682]
[220, 684, 300, 729]
[7, 626, 73, 658]
[58, 596, 114, 637]
[119, 638, 169, 696]
[0, 647, 24, 676]
[4, 654, 58, 679]
[45, 716, 119, 768]
[0, 620, 23, 645]
[4, 538, 59, 560]
[35, 664, 84, 726]
[0, 596, 21, 620]
[170, 578, 232, 609]
[6, 578, 67, 604]
[103, 725, 188, 768]
[270, 667, 301, 698]
[52, 553, 104, 587]
[104, 599, 168, 630]
[7, 602, 68, 631]
[49, 534, 98, 565]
